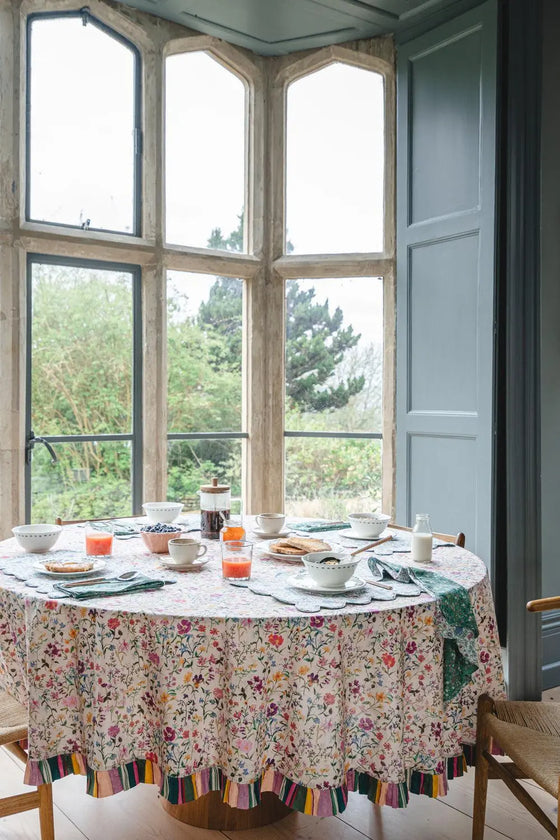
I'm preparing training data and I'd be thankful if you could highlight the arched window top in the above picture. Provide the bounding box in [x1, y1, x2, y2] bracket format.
[285, 60, 385, 255]
[165, 50, 248, 253]
[27, 11, 141, 234]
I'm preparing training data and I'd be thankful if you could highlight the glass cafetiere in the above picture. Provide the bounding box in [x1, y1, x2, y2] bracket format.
[199, 478, 231, 539]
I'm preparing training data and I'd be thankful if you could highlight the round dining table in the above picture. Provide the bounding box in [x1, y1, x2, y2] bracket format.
[0, 517, 506, 829]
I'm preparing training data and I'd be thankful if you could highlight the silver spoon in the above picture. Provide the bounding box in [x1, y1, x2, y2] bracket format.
[61, 570, 140, 588]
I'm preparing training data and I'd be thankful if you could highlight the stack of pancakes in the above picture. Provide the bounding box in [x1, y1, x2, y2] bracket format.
[269, 536, 331, 556]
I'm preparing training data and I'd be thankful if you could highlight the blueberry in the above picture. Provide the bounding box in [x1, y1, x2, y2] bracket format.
[141, 522, 179, 533]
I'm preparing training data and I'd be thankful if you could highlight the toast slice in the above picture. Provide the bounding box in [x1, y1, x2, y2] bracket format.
[283, 537, 331, 552]
[269, 537, 331, 556]
[269, 541, 307, 556]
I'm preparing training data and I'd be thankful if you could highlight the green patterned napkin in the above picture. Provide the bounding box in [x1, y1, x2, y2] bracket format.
[54, 574, 167, 600]
[369, 558, 479, 703]
[289, 520, 351, 532]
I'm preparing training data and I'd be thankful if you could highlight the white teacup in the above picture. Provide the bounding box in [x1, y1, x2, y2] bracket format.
[168, 538, 207, 566]
[255, 513, 286, 534]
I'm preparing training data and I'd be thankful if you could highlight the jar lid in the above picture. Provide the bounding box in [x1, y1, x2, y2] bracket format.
[199, 477, 230, 493]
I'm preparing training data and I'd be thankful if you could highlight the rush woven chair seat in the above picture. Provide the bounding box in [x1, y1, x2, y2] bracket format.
[472, 595, 560, 839]
[0, 687, 54, 838]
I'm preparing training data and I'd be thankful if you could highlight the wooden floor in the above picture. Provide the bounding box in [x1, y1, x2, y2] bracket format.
[2, 690, 559, 840]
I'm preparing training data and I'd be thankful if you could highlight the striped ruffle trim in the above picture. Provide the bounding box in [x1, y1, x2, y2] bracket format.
[25, 744, 473, 816]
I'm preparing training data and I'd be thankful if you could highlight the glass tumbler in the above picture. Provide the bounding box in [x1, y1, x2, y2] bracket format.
[221, 540, 253, 580]
[85, 525, 113, 556]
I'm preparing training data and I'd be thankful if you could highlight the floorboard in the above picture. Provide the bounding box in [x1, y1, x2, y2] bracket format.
[439, 764, 556, 840]
[0, 749, 87, 840]
[337, 787, 509, 840]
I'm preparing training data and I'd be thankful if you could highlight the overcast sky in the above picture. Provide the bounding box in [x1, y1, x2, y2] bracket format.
[29, 15, 384, 347]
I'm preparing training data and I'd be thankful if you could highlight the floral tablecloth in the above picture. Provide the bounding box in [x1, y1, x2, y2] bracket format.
[0, 519, 506, 815]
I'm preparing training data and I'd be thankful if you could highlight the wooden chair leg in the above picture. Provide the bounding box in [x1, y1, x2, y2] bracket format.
[38, 783, 54, 840]
[472, 694, 494, 840]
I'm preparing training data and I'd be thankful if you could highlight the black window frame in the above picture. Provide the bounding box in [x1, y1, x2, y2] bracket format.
[25, 252, 143, 521]
[25, 9, 143, 237]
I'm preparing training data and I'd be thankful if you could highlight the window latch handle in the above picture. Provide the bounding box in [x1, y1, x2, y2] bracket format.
[25, 430, 58, 466]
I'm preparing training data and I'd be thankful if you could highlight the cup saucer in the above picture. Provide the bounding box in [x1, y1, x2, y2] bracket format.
[252, 527, 291, 538]
[160, 557, 210, 572]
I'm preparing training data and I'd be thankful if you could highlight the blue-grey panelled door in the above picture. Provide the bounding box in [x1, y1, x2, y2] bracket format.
[396, 2, 497, 567]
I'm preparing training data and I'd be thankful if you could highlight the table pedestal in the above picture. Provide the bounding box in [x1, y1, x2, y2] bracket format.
[161, 791, 292, 830]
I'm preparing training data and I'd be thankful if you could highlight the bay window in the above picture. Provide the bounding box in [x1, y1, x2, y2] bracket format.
[0, 0, 394, 531]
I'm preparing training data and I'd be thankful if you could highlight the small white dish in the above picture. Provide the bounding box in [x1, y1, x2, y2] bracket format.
[160, 557, 210, 572]
[142, 502, 183, 523]
[34, 559, 106, 578]
[347, 513, 391, 539]
[302, 551, 359, 587]
[252, 527, 291, 538]
[12, 523, 62, 553]
[286, 571, 366, 595]
[341, 528, 391, 541]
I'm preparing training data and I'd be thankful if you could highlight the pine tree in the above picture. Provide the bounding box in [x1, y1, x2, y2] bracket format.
[199, 216, 365, 412]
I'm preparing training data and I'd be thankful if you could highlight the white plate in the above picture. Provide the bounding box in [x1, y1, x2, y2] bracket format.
[252, 528, 291, 538]
[160, 557, 210, 572]
[286, 571, 366, 595]
[340, 528, 391, 541]
[33, 559, 107, 578]
[257, 547, 305, 564]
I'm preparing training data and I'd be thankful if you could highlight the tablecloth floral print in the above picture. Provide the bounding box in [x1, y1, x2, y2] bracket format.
[0, 528, 506, 816]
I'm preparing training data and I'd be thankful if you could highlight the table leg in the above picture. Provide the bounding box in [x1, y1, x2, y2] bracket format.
[160, 790, 292, 829]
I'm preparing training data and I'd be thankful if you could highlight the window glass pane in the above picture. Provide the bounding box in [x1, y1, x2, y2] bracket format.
[167, 271, 243, 435]
[166, 52, 246, 251]
[286, 62, 384, 254]
[285, 277, 383, 433]
[31, 262, 133, 435]
[30, 441, 132, 523]
[285, 438, 382, 519]
[167, 440, 242, 513]
[28, 16, 136, 233]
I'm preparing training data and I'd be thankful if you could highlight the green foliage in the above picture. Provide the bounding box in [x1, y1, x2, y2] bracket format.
[31, 264, 133, 441]
[28, 220, 382, 521]
[197, 277, 243, 365]
[285, 437, 382, 511]
[207, 213, 244, 252]
[285, 283, 364, 412]
[167, 440, 241, 506]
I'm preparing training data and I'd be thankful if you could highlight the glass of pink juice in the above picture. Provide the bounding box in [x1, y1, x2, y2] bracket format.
[221, 540, 253, 581]
[85, 531, 113, 556]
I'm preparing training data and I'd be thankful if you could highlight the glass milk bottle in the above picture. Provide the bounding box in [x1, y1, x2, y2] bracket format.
[411, 514, 433, 563]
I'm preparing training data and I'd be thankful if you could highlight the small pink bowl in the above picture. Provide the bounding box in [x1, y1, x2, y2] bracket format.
[140, 530, 182, 554]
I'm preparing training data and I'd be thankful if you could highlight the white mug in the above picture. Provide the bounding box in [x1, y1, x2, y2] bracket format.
[168, 538, 207, 565]
[255, 513, 286, 534]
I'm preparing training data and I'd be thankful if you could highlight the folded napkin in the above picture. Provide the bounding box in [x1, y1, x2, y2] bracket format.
[369, 558, 479, 704]
[54, 574, 167, 600]
[289, 520, 351, 533]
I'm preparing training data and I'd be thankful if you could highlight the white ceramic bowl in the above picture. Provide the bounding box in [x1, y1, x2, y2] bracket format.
[142, 502, 184, 524]
[12, 524, 62, 553]
[302, 551, 360, 588]
[347, 512, 391, 539]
